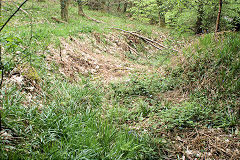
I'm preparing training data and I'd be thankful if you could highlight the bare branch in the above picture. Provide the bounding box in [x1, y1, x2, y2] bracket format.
[0, 0, 29, 33]
[110, 28, 179, 52]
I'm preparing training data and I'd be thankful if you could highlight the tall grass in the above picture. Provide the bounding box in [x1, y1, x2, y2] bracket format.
[1, 79, 159, 159]
[166, 32, 240, 128]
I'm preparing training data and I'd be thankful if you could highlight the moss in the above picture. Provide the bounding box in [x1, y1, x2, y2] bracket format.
[18, 63, 41, 82]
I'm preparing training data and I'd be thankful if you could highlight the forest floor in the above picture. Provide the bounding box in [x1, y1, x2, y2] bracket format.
[0, 1, 239, 160]
[47, 34, 148, 82]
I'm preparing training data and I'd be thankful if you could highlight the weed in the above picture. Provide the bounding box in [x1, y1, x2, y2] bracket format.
[166, 32, 240, 128]
[1, 78, 159, 159]
[159, 101, 211, 130]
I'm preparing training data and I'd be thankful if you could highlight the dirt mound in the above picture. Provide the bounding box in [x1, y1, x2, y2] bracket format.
[47, 34, 146, 82]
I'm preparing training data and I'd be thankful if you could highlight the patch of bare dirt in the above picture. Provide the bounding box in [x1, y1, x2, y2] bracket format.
[47, 34, 148, 82]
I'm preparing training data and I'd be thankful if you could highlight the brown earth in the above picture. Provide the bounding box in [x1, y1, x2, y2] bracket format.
[47, 33, 149, 82]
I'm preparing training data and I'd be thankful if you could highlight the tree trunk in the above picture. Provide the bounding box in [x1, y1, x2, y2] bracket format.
[117, 1, 121, 12]
[107, 0, 110, 12]
[88, 0, 100, 10]
[0, 0, 2, 132]
[156, 0, 165, 27]
[77, 0, 103, 23]
[215, 0, 222, 32]
[195, 0, 204, 34]
[60, 0, 69, 22]
[77, 0, 84, 16]
[100, 0, 106, 11]
[158, 12, 165, 27]
[123, 1, 128, 13]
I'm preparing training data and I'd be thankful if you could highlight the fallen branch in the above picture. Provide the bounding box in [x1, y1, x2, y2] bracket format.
[144, 39, 163, 50]
[128, 45, 138, 55]
[116, 28, 167, 48]
[14, 4, 29, 15]
[82, 13, 104, 23]
[51, 17, 67, 23]
[110, 28, 178, 52]
[113, 68, 130, 71]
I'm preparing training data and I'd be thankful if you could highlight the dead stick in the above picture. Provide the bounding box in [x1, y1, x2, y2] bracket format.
[111, 27, 166, 48]
[110, 27, 178, 52]
[51, 17, 67, 23]
[14, 4, 29, 15]
[128, 45, 138, 55]
[83, 14, 104, 23]
[144, 39, 163, 50]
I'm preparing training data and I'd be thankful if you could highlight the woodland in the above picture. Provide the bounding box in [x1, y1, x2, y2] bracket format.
[0, 0, 239, 159]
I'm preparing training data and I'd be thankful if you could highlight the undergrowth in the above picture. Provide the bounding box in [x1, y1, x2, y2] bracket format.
[166, 32, 240, 128]
[0, 1, 239, 159]
[1, 79, 159, 159]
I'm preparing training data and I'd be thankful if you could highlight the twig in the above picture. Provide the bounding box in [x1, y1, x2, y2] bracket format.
[59, 44, 63, 61]
[113, 68, 130, 71]
[83, 14, 104, 23]
[128, 45, 138, 55]
[209, 142, 232, 157]
[51, 17, 67, 23]
[0, 0, 29, 32]
[145, 40, 163, 50]
[29, 0, 34, 65]
[14, 4, 29, 15]
[0, 62, 3, 89]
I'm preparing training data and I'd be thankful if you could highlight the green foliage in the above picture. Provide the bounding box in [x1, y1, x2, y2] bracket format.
[1, 80, 158, 159]
[186, 33, 239, 99]
[1, 1, 239, 159]
[160, 102, 211, 130]
[129, 0, 159, 23]
[129, 0, 240, 34]
[176, 9, 197, 34]
[111, 73, 175, 100]
[166, 32, 240, 128]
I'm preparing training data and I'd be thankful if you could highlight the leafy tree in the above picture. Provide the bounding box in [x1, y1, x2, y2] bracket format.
[127, 0, 240, 34]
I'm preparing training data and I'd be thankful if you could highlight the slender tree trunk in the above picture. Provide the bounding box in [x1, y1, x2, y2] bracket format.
[107, 0, 110, 12]
[215, 0, 222, 32]
[117, 1, 121, 12]
[77, 0, 103, 23]
[0, 0, 2, 132]
[195, 0, 204, 34]
[77, 0, 84, 16]
[60, 0, 69, 22]
[123, 1, 128, 13]
[158, 12, 165, 27]
[156, 0, 165, 27]
[100, 0, 106, 11]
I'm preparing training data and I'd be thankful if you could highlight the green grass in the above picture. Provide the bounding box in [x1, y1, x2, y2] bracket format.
[166, 32, 240, 128]
[0, 2, 164, 158]
[1, 79, 159, 159]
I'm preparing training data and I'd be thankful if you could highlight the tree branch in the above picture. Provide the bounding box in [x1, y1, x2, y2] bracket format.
[110, 27, 179, 52]
[0, 0, 29, 33]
